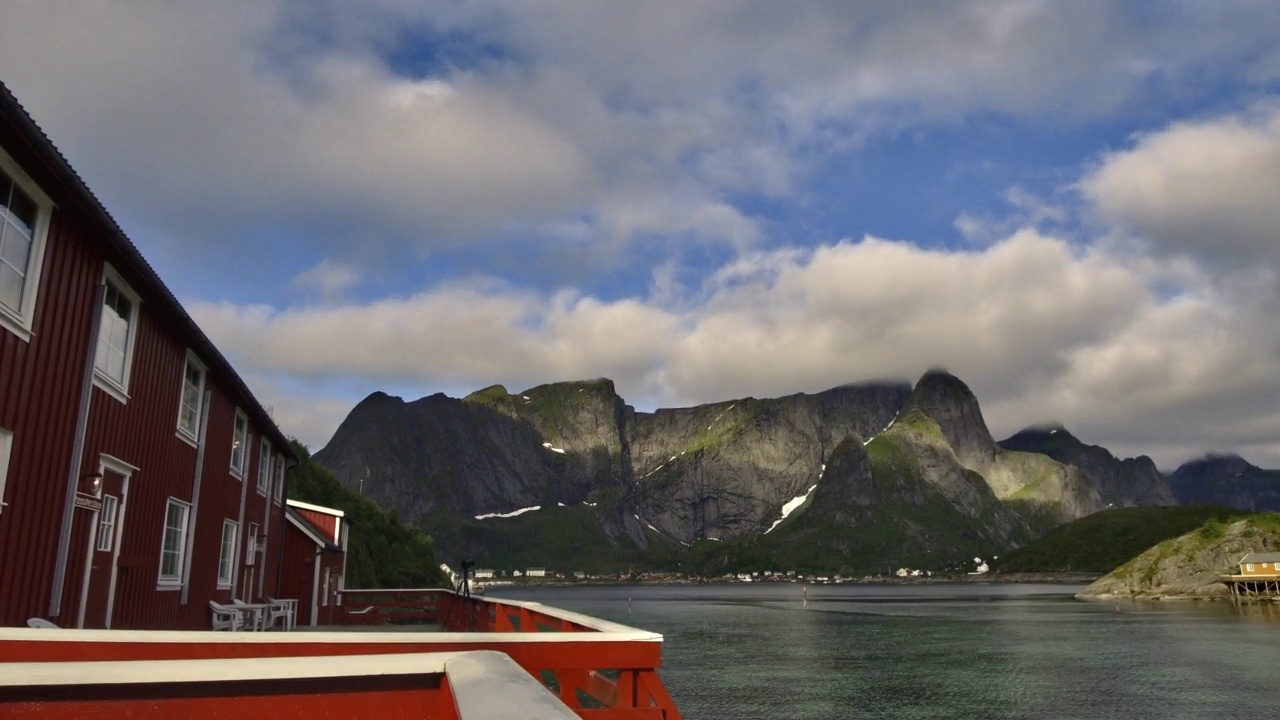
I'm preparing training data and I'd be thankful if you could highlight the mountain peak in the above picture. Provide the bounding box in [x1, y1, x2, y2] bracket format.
[904, 369, 996, 467]
[1173, 453, 1255, 477]
[1001, 423, 1077, 446]
[998, 424, 1175, 507]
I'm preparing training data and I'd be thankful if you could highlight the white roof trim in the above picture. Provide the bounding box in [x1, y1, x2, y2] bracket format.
[287, 499, 345, 518]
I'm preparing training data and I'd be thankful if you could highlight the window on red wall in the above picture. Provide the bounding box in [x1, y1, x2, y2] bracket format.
[217, 519, 238, 588]
[0, 153, 54, 341]
[274, 453, 285, 504]
[97, 495, 119, 552]
[92, 269, 141, 403]
[257, 438, 272, 495]
[158, 498, 190, 587]
[246, 523, 259, 566]
[0, 427, 12, 515]
[230, 411, 248, 478]
[177, 353, 206, 442]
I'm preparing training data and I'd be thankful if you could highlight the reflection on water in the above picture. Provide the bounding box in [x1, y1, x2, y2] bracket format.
[492, 584, 1280, 720]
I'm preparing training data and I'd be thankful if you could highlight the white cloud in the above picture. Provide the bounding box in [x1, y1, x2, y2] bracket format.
[189, 280, 679, 395]
[1082, 103, 1280, 271]
[6, 2, 1279, 471]
[5, 1, 1280, 271]
[292, 259, 361, 296]
[192, 231, 1279, 470]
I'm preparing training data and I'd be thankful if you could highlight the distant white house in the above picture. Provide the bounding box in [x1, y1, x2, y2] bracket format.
[969, 557, 990, 575]
[473, 568, 495, 579]
[526, 568, 547, 578]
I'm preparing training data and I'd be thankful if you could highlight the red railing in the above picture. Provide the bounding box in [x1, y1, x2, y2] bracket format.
[0, 588, 683, 720]
[337, 588, 683, 718]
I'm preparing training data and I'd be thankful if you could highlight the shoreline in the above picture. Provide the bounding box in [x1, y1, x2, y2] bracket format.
[480, 571, 1099, 590]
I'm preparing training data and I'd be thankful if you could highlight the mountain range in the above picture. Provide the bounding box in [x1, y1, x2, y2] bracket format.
[312, 369, 1273, 574]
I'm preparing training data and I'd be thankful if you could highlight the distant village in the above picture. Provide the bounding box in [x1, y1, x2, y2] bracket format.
[448, 557, 995, 588]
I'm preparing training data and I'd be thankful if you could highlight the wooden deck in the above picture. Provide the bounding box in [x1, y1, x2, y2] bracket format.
[1221, 575, 1280, 602]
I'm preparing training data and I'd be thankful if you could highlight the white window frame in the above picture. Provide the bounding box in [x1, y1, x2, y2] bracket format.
[1246, 563, 1255, 572]
[92, 264, 141, 404]
[230, 410, 248, 478]
[96, 494, 119, 551]
[246, 522, 259, 566]
[257, 438, 272, 496]
[0, 427, 13, 514]
[273, 453, 285, 505]
[176, 351, 206, 444]
[157, 498, 191, 588]
[0, 146, 53, 342]
[217, 519, 238, 589]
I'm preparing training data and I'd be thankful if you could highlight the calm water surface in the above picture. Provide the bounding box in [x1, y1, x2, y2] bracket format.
[491, 583, 1280, 719]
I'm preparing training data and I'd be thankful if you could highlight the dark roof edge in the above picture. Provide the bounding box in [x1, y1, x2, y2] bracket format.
[0, 81, 295, 459]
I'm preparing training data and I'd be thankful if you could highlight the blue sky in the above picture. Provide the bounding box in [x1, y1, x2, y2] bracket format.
[3, 2, 1279, 469]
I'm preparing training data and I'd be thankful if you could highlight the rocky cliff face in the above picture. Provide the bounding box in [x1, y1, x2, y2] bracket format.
[313, 370, 1210, 572]
[628, 383, 908, 542]
[1167, 454, 1280, 511]
[999, 425, 1175, 508]
[1077, 518, 1280, 600]
[740, 431, 1028, 573]
[901, 372, 1100, 528]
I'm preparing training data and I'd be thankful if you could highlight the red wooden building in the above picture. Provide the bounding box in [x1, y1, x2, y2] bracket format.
[281, 499, 348, 627]
[0, 81, 297, 629]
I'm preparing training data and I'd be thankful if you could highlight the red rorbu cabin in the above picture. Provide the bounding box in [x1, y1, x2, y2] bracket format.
[0, 80, 297, 630]
[282, 499, 349, 627]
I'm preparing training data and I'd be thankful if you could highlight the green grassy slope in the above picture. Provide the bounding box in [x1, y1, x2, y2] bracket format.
[421, 504, 667, 575]
[994, 505, 1240, 573]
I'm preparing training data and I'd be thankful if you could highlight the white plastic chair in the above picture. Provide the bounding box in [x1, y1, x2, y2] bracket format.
[266, 598, 297, 631]
[231, 599, 264, 631]
[209, 601, 243, 631]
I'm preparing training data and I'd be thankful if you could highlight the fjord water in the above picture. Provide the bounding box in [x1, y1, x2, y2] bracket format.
[492, 583, 1280, 719]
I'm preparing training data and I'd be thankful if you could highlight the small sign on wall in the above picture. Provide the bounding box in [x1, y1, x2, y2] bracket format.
[74, 493, 102, 512]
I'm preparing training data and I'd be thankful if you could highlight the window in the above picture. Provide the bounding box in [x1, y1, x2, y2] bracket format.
[1246, 563, 1255, 572]
[177, 353, 206, 441]
[0, 427, 13, 514]
[274, 453, 285, 504]
[96, 494, 119, 551]
[158, 498, 190, 586]
[92, 267, 141, 401]
[245, 523, 259, 566]
[230, 410, 248, 477]
[322, 567, 330, 607]
[257, 439, 271, 495]
[217, 520, 238, 588]
[0, 150, 52, 341]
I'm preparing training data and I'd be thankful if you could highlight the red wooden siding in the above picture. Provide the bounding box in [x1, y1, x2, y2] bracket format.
[0, 111, 106, 628]
[295, 507, 340, 544]
[0, 82, 297, 630]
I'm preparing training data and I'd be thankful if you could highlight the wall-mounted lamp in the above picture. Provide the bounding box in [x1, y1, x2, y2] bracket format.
[81, 471, 104, 496]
